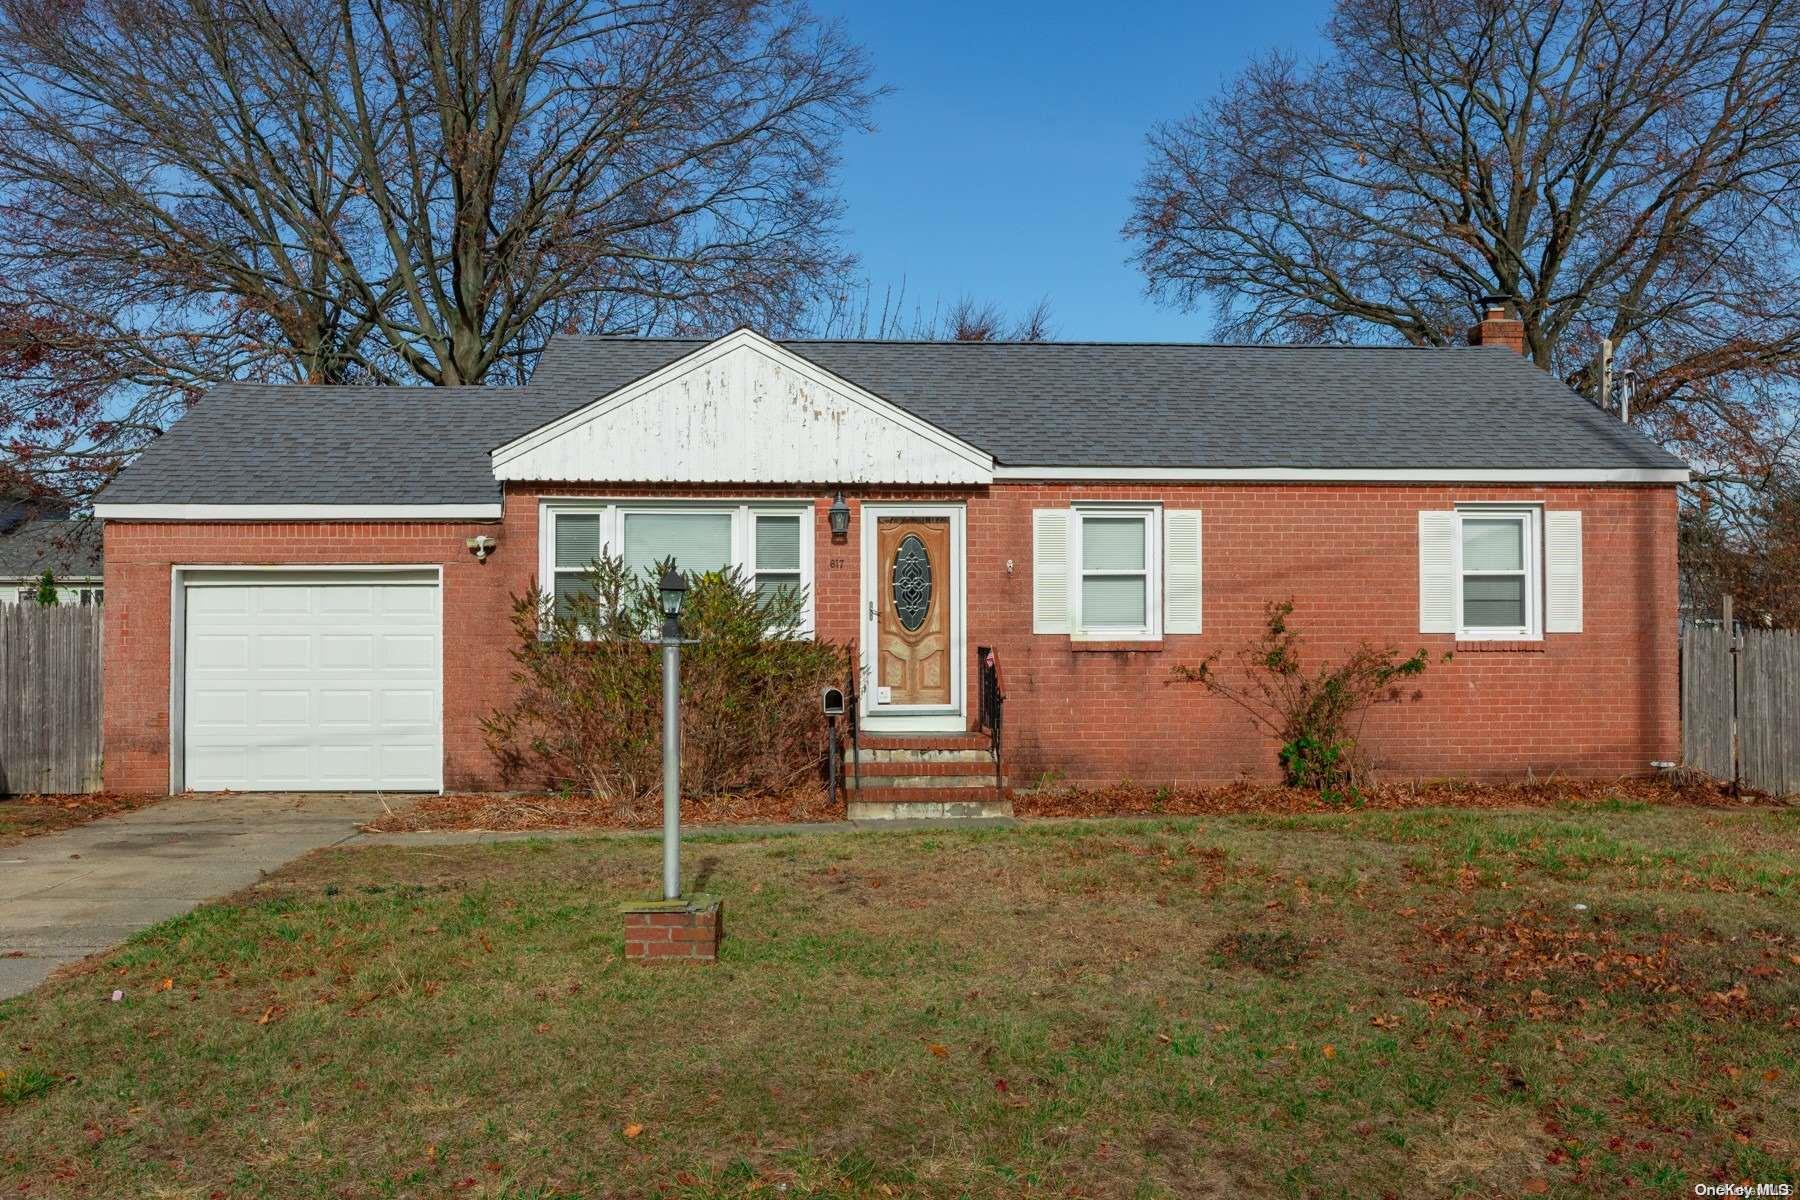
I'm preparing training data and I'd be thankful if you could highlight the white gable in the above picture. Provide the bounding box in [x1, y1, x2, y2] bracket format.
[492, 330, 993, 485]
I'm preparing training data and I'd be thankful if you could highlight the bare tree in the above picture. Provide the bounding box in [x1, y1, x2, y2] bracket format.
[809, 280, 1056, 341]
[0, 0, 876, 499]
[1126, 0, 1800, 501]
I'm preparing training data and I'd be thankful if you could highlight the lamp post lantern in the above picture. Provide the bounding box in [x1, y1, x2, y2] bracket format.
[657, 564, 687, 901]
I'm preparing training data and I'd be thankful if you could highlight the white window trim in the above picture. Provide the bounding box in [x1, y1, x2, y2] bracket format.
[1453, 505, 1541, 641]
[537, 499, 815, 634]
[1070, 503, 1162, 641]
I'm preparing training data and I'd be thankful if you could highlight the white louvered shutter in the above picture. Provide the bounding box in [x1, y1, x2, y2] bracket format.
[1418, 511, 1457, 634]
[1032, 509, 1072, 634]
[1163, 510, 1203, 634]
[1544, 510, 1583, 633]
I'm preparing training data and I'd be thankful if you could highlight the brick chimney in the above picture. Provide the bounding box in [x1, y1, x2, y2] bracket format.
[1468, 295, 1525, 354]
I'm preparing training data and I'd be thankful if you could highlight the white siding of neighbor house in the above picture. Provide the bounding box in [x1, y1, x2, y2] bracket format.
[2, 580, 103, 607]
[492, 331, 994, 486]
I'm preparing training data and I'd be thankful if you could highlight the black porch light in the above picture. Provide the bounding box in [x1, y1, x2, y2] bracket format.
[827, 490, 851, 539]
[659, 563, 687, 638]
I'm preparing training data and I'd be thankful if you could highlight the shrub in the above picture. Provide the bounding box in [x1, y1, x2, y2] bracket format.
[1168, 599, 1435, 800]
[483, 554, 846, 809]
[32, 570, 58, 607]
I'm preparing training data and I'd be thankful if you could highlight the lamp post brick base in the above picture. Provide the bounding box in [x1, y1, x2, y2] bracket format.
[621, 894, 724, 964]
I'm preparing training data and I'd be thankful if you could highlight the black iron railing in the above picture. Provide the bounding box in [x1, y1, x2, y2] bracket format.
[845, 641, 862, 795]
[976, 645, 1004, 792]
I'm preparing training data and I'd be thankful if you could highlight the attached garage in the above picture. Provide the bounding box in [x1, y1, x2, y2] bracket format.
[176, 570, 442, 792]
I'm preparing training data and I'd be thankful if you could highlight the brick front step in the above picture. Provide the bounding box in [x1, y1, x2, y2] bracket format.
[846, 788, 1013, 821]
[850, 747, 993, 765]
[846, 785, 1012, 806]
[854, 759, 1005, 779]
[855, 775, 1006, 790]
[857, 733, 992, 752]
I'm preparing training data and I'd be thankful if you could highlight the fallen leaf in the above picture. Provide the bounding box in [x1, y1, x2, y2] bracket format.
[927, 1043, 948, 1058]
[623, 1123, 643, 1139]
[1523, 1179, 1549, 1195]
[1322, 1044, 1336, 1060]
[160, 978, 173, 991]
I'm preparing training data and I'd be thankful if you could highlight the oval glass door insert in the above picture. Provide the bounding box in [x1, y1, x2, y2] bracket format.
[891, 534, 932, 631]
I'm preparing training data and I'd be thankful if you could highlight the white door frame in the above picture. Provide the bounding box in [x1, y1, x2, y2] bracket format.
[858, 503, 968, 732]
[169, 564, 445, 794]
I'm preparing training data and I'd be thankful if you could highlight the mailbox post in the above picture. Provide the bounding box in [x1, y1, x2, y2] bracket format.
[821, 685, 846, 807]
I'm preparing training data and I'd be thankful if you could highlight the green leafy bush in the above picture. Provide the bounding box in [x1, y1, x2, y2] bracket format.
[483, 554, 846, 808]
[32, 570, 58, 607]
[1169, 599, 1436, 801]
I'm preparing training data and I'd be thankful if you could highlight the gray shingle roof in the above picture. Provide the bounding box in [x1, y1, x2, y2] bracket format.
[0, 517, 103, 580]
[100, 384, 537, 506]
[100, 338, 1686, 507]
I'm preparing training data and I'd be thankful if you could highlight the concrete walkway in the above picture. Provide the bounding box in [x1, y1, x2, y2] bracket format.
[0, 795, 1016, 1000]
[0, 793, 387, 1000]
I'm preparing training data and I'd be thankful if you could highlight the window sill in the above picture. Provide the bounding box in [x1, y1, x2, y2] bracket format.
[1454, 640, 1545, 653]
[1069, 639, 1164, 653]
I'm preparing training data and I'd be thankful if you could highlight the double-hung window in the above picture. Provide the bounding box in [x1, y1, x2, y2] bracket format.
[1073, 505, 1161, 640]
[542, 501, 813, 632]
[1456, 507, 1538, 639]
[751, 513, 804, 607]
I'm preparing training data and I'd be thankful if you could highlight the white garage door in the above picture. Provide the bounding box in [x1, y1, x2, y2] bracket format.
[182, 573, 441, 791]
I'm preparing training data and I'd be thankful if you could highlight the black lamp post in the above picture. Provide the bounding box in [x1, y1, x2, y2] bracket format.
[657, 563, 687, 899]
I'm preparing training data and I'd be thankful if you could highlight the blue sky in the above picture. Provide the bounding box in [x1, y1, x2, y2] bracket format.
[811, 1, 1333, 342]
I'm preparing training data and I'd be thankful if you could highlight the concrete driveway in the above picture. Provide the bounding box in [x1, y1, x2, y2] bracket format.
[0, 793, 389, 1000]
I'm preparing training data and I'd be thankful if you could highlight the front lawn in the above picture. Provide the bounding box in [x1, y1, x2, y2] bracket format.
[2, 803, 1796, 1197]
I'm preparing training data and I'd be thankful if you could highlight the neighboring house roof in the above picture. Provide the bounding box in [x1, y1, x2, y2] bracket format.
[97, 337, 1687, 508]
[0, 517, 103, 580]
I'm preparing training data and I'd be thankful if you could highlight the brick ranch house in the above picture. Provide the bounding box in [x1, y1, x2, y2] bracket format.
[95, 309, 1687, 811]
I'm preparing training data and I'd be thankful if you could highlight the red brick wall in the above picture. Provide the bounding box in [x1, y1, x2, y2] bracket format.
[102, 481, 1678, 793]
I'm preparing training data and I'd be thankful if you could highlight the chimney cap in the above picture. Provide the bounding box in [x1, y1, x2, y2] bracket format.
[1479, 293, 1514, 312]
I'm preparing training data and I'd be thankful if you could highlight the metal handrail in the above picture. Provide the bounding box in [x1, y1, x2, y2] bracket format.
[845, 641, 862, 795]
[976, 645, 1004, 792]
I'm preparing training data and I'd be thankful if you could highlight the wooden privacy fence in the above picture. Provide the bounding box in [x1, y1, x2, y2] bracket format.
[1681, 618, 1800, 797]
[0, 604, 103, 795]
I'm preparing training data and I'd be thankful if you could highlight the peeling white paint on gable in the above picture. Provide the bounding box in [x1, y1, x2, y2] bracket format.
[493, 330, 994, 485]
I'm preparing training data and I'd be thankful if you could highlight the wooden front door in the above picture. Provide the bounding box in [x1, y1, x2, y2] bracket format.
[875, 516, 953, 706]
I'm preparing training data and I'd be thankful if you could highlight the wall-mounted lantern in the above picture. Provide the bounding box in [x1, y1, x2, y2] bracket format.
[827, 491, 851, 541]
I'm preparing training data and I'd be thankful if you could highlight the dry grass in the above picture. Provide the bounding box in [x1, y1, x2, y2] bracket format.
[0, 805, 1796, 1198]
[362, 784, 838, 833]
